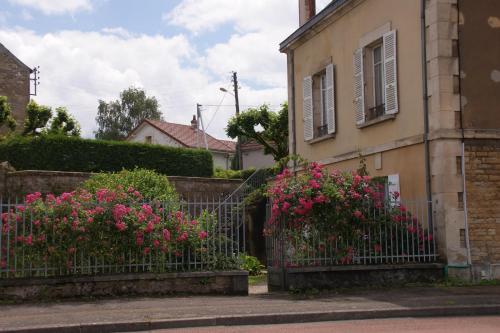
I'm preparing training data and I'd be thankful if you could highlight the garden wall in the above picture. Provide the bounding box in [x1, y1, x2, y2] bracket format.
[0, 271, 248, 301]
[0, 165, 242, 200]
[268, 264, 444, 291]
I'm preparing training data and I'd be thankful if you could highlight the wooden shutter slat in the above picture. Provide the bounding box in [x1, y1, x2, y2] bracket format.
[383, 30, 398, 115]
[353, 48, 365, 125]
[303, 76, 314, 141]
[325, 64, 336, 134]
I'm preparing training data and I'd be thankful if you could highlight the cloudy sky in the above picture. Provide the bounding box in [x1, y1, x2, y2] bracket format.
[0, 0, 331, 139]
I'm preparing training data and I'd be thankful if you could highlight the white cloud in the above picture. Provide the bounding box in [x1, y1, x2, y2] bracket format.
[0, 28, 287, 139]
[8, 0, 92, 15]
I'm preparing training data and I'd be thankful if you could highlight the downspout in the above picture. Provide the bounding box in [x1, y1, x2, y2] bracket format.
[289, 50, 297, 172]
[456, 0, 473, 272]
[420, 0, 433, 231]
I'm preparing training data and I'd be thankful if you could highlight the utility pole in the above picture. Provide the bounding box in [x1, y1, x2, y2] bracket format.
[232, 71, 242, 169]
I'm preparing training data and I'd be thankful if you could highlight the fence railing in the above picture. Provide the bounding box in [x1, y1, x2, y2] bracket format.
[0, 196, 245, 279]
[266, 199, 438, 269]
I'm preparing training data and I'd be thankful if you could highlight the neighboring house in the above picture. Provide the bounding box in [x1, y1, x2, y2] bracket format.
[0, 43, 32, 133]
[241, 141, 276, 170]
[127, 116, 236, 170]
[282, 0, 500, 280]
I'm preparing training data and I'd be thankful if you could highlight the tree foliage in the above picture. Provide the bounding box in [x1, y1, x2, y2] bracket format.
[48, 107, 81, 137]
[0, 96, 17, 132]
[23, 101, 80, 137]
[23, 100, 52, 136]
[95, 87, 162, 141]
[226, 103, 288, 162]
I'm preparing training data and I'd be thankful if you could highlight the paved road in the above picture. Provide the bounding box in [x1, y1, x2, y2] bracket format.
[147, 316, 500, 333]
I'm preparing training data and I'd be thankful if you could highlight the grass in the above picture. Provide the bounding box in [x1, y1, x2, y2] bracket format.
[248, 274, 267, 286]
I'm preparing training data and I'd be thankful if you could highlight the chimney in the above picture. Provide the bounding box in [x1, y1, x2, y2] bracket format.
[191, 115, 198, 129]
[299, 0, 316, 26]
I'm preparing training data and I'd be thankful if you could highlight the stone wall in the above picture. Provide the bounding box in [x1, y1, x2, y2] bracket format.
[0, 271, 248, 301]
[465, 139, 500, 279]
[0, 45, 31, 133]
[0, 167, 242, 200]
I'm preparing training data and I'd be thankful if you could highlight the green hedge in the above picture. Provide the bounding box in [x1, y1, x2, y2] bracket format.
[0, 135, 213, 177]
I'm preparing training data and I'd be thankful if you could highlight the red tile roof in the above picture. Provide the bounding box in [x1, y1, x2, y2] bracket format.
[142, 119, 236, 153]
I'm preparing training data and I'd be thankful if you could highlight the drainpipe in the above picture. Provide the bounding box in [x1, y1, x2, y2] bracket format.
[288, 50, 297, 172]
[456, 0, 473, 272]
[420, 0, 433, 231]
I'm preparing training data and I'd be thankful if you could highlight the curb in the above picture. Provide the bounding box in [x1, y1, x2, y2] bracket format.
[2, 305, 500, 333]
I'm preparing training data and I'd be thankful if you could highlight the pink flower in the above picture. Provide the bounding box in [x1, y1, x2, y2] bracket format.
[198, 231, 208, 240]
[25, 192, 42, 204]
[141, 204, 153, 216]
[87, 217, 94, 223]
[162, 229, 171, 241]
[115, 221, 126, 232]
[143, 247, 151, 255]
[177, 231, 188, 242]
[0, 260, 6, 269]
[281, 201, 291, 212]
[145, 221, 154, 233]
[16, 205, 25, 212]
[353, 210, 364, 219]
[153, 239, 160, 248]
[135, 236, 144, 246]
[308, 179, 321, 189]
[60, 192, 73, 202]
[68, 247, 76, 255]
[374, 244, 382, 253]
[112, 204, 130, 222]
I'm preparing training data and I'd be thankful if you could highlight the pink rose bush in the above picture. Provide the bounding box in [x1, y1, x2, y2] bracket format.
[0, 188, 215, 275]
[265, 162, 434, 266]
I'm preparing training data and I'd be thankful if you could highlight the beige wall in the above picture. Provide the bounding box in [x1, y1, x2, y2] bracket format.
[212, 151, 232, 170]
[242, 148, 276, 170]
[288, 0, 426, 198]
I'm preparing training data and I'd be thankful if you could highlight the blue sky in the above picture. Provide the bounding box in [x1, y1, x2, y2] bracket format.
[0, 0, 330, 138]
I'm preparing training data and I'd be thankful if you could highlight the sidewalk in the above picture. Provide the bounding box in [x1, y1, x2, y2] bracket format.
[0, 285, 500, 333]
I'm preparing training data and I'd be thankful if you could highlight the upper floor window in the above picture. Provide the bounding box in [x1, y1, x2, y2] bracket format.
[145, 136, 152, 144]
[303, 64, 336, 141]
[354, 30, 398, 126]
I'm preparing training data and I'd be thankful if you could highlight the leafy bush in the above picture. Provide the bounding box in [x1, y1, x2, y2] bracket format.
[0, 135, 213, 177]
[266, 162, 434, 265]
[82, 168, 178, 202]
[239, 254, 265, 276]
[214, 167, 256, 180]
[1, 188, 218, 273]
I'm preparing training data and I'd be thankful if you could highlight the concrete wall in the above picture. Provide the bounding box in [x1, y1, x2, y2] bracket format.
[242, 148, 276, 170]
[288, 0, 427, 200]
[0, 168, 242, 200]
[0, 47, 30, 133]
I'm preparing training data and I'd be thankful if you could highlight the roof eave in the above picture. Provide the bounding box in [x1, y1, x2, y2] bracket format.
[279, 0, 352, 53]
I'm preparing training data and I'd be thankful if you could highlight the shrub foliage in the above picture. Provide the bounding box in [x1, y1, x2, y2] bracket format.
[0, 135, 213, 177]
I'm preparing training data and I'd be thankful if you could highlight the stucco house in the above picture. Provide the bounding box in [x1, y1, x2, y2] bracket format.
[127, 117, 236, 170]
[0, 43, 32, 133]
[282, 0, 500, 280]
[240, 141, 276, 170]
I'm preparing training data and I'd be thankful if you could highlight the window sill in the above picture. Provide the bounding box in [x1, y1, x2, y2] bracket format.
[306, 133, 336, 144]
[357, 114, 396, 129]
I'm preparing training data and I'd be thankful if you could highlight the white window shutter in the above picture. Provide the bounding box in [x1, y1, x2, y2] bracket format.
[303, 76, 314, 141]
[383, 30, 398, 115]
[388, 174, 401, 203]
[353, 48, 365, 125]
[325, 64, 336, 134]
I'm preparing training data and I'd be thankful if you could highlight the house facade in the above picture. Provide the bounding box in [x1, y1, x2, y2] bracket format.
[241, 141, 276, 170]
[282, 0, 500, 280]
[0, 43, 32, 133]
[127, 117, 236, 170]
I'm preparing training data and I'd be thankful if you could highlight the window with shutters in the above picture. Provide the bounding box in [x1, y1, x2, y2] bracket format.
[303, 64, 336, 142]
[354, 30, 398, 127]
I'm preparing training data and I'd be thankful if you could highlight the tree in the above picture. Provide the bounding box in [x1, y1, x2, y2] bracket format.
[95, 87, 162, 140]
[226, 103, 289, 163]
[0, 96, 17, 131]
[47, 107, 81, 137]
[23, 100, 52, 136]
[23, 101, 81, 137]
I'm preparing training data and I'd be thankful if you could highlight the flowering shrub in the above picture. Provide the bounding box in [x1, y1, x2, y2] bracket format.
[265, 162, 434, 266]
[1, 187, 221, 275]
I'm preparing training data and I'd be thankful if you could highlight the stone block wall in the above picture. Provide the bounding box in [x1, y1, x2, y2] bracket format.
[0, 167, 242, 200]
[464, 139, 500, 279]
[0, 46, 31, 133]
